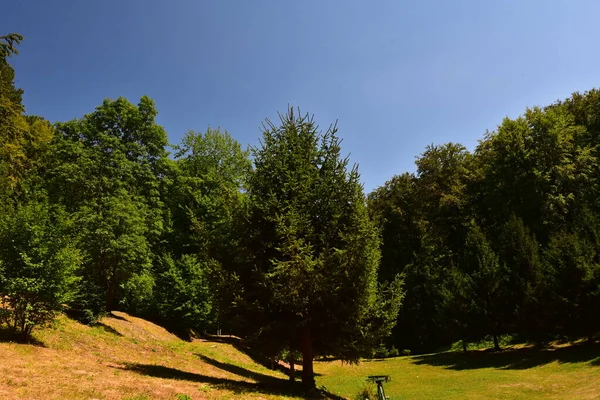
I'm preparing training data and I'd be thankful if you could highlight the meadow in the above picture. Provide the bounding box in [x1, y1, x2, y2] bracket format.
[1, 313, 599, 399]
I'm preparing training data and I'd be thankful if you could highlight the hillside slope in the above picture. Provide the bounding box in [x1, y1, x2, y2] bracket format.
[0, 312, 328, 400]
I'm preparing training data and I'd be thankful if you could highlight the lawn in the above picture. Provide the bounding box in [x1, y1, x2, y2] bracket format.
[315, 342, 600, 399]
[0, 312, 599, 399]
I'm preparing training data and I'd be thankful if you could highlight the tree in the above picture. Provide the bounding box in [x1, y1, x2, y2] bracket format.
[0, 33, 23, 58]
[168, 128, 250, 261]
[152, 254, 216, 336]
[236, 108, 402, 387]
[0, 33, 54, 194]
[153, 128, 251, 334]
[47, 96, 169, 316]
[0, 198, 81, 340]
[495, 215, 545, 339]
[368, 144, 474, 353]
[458, 222, 508, 350]
[543, 222, 600, 339]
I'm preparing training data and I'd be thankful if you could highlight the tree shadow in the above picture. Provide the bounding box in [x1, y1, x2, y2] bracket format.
[200, 335, 322, 377]
[196, 353, 282, 384]
[118, 362, 341, 399]
[412, 341, 600, 370]
[0, 325, 46, 347]
[106, 312, 129, 321]
[93, 322, 123, 337]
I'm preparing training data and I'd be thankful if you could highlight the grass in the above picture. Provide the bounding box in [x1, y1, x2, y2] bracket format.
[315, 342, 600, 399]
[0, 314, 599, 399]
[0, 312, 331, 399]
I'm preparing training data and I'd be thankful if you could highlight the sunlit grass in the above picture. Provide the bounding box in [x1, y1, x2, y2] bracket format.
[315, 341, 600, 399]
[0, 313, 599, 399]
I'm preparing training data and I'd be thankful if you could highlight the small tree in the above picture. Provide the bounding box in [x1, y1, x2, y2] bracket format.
[0, 199, 80, 340]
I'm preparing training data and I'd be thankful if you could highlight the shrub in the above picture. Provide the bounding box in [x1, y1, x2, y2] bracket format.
[355, 385, 376, 400]
[372, 342, 399, 358]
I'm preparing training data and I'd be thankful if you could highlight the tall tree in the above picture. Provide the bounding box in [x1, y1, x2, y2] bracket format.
[47, 96, 169, 316]
[169, 127, 250, 260]
[154, 128, 251, 333]
[236, 108, 402, 387]
[0, 33, 53, 194]
[459, 222, 508, 350]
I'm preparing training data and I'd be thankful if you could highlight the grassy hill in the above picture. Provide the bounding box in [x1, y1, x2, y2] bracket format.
[1, 313, 600, 399]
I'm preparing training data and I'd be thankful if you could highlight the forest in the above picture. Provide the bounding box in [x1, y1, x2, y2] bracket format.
[2, 32, 600, 389]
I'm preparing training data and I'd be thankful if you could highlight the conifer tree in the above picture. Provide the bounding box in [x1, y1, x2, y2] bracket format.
[238, 108, 402, 387]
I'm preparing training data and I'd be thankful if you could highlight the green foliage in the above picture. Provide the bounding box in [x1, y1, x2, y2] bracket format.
[0, 33, 23, 58]
[0, 34, 54, 193]
[369, 89, 600, 353]
[372, 343, 399, 358]
[354, 385, 377, 400]
[0, 199, 80, 339]
[169, 128, 250, 257]
[152, 254, 215, 335]
[161, 127, 251, 333]
[236, 107, 403, 387]
[543, 229, 600, 337]
[447, 334, 517, 353]
[48, 96, 168, 316]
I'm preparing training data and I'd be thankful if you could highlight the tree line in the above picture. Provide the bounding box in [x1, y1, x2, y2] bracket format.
[369, 91, 600, 353]
[2, 33, 600, 387]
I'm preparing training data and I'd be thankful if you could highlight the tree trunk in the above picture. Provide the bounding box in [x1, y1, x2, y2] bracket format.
[493, 334, 500, 351]
[106, 258, 119, 311]
[462, 339, 468, 353]
[289, 352, 295, 382]
[300, 327, 315, 388]
[106, 279, 116, 311]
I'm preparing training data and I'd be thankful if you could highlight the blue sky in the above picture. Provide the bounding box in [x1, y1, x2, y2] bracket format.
[4, 0, 600, 192]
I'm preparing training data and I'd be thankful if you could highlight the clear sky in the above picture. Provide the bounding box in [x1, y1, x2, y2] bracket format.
[3, 0, 600, 192]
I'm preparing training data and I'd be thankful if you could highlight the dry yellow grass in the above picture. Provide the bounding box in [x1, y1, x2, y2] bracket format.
[0, 312, 320, 400]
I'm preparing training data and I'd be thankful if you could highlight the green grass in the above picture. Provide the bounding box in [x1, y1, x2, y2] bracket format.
[315, 342, 600, 399]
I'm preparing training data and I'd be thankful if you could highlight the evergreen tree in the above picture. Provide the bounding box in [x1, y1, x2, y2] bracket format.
[237, 108, 402, 387]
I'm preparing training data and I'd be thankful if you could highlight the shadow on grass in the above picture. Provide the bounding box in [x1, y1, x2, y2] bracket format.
[118, 362, 342, 399]
[196, 354, 282, 383]
[94, 322, 123, 337]
[0, 325, 46, 347]
[201, 334, 322, 378]
[412, 341, 600, 370]
[107, 312, 129, 321]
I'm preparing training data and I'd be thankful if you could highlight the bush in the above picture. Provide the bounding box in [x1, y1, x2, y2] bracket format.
[355, 385, 376, 400]
[372, 342, 399, 358]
